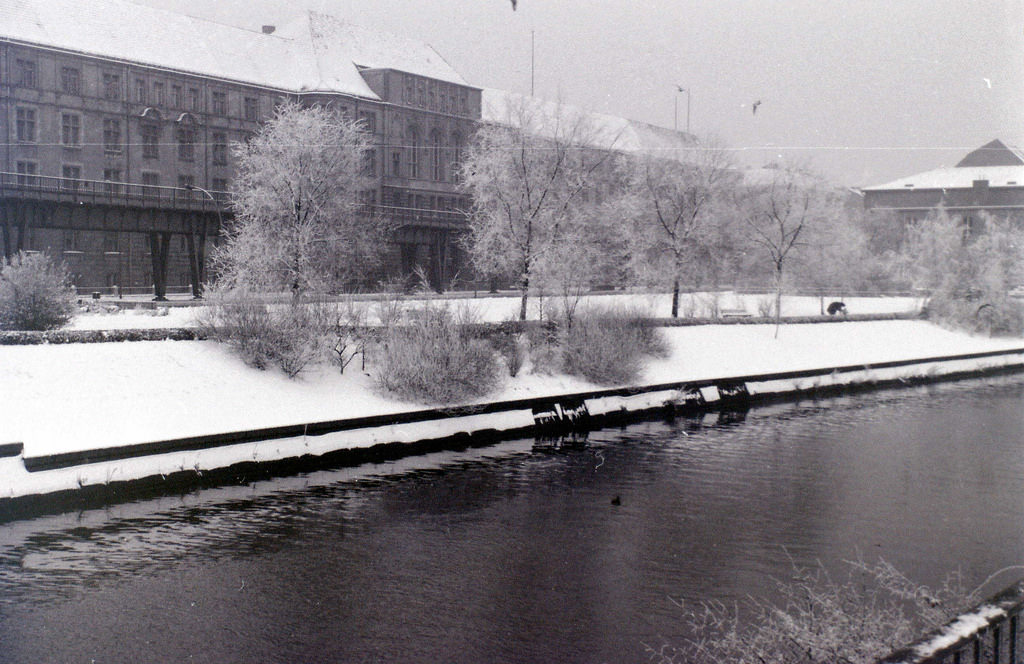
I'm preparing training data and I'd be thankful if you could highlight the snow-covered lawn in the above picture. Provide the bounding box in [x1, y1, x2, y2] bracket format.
[2, 320, 1018, 459]
[67, 291, 923, 330]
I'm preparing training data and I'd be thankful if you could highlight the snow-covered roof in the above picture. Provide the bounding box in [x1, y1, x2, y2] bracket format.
[0, 0, 466, 99]
[862, 165, 1024, 191]
[480, 89, 694, 155]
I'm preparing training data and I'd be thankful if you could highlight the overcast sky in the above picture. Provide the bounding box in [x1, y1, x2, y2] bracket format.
[134, 0, 1024, 187]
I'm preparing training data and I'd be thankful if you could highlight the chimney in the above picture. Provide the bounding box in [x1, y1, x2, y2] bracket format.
[262, 25, 276, 34]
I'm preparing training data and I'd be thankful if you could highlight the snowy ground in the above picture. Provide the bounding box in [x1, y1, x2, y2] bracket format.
[2, 319, 1019, 458]
[68, 291, 923, 330]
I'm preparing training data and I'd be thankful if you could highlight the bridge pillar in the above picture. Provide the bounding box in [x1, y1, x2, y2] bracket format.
[185, 225, 205, 299]
[0, 202, 27, 260]
[148, 231, 171, 301]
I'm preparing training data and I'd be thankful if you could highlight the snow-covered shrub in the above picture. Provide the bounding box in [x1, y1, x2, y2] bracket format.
[560, 305, 668, 385]
[646, 558, 976, 664]
[198, 288, 332, 377]
[756, 295, 775, 318]
[924, 292, 1024, 337]
[0, 251, 76, 331]
[375, 304, 502, 403]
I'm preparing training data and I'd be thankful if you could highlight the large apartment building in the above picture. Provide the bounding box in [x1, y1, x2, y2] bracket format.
[1, 0, 694, 297]
[1, 0, 478, 295]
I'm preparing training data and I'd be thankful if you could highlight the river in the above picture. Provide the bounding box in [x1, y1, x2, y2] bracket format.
[2, 376, 1024, 663]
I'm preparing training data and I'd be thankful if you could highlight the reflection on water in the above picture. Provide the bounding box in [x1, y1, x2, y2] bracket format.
[2, 377, 1024, 663]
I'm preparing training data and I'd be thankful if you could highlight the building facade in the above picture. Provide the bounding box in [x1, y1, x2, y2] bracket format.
[1, 1, 478, 295]
[862, 139, 1024, 229]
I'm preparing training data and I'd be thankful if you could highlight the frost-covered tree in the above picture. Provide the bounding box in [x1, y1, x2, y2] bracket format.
[460, 95, 618, 320]
[0, 251, 76, 330]
[623, 140, 735, 317]
[213, 102, 386, 296]
[737, 166, 843, 336]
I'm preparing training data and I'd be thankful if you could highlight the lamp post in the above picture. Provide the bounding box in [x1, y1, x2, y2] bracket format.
[675, 85, 691, 135]
[183, 184, 222, 299]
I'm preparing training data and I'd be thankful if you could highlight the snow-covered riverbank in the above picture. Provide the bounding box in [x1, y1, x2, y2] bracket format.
[2, 319, 1018, 459]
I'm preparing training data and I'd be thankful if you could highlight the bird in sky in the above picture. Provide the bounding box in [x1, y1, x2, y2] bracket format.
[752, 100, 762, 115]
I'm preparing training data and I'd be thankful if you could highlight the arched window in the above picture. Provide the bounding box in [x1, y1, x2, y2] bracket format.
[449, 131, 463, 183]
[430, 129, 444, 181]
[406, 125, 421, 179]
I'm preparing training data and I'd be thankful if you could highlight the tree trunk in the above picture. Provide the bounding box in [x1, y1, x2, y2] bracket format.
[671, 278, 680, 318]
[774, 265, 783, 339]
[519, 274, 530, 321]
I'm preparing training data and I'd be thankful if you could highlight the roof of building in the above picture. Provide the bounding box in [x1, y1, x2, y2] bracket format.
[480, 88, 695, 155]
[0, 0, 466, 98]
[863, 140, 1024, 191]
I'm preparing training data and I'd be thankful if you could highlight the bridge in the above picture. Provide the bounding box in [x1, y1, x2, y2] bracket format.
[0, 171, 228, 299]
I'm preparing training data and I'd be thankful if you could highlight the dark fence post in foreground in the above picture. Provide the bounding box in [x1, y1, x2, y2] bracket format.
[878, 580, 1024, 664]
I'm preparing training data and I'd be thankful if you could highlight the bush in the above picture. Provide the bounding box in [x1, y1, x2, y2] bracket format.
[0, 251, 76, 331]
[646, 558, 976, 664]
[560, 306, 669, 385]
[924, 290, 1024, 336]
[375, 304, 503, 403]
[198, 288, 333, 377]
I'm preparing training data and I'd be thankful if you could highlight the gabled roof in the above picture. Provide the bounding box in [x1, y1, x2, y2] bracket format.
[955, 139, 1024, 167]
[0, 0, 466, 99]
[480, 89, 694, 155]
[863, 140, 1024, 191]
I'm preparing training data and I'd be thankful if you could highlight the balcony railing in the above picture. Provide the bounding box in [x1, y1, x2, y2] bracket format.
[368, 204, 468, 228]
[0, 172, 231, 212]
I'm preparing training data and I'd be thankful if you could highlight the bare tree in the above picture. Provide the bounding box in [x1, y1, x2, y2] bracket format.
[459, 94, 618, 320]
[738, 166, 841, 336]
[213, 101, 386, 297]
[624, 139, 735, 317]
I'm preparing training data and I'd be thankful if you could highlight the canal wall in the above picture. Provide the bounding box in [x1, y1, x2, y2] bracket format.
[3, 345, 1024, 517]
[877, 579, 1024, 664]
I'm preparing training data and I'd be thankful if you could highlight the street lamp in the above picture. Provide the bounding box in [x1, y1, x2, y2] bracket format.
[183, 184, 223, 299]
[674, 85, 691, 135]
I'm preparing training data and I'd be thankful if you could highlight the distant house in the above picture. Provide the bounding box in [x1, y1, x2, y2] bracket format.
[862, 140, 1024, 228]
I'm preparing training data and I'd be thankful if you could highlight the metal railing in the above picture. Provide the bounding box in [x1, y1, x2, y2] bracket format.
[878, 579, 1024, 663]
[0, 172, 231, 212]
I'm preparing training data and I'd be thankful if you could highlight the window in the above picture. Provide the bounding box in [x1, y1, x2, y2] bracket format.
[62, 230, 79, 251]
[177, 124, 195, 161]
[243, 97, 258, 121]
[103, 169, 122, 194]
[362, 149, 377, 177]
[392, 151, 401, 177]
[404, 76, 415, 103]
[15, 107, 36, 142]
[15, 59, 36, 88]
[211, 132, 228, 165]
[177, 174, 195, 189]
[211, 177, 228, 193]
[103, 232, 119, 253]
[61, 113, 82, 147]
[211, 91, 227, 115]
[61, 165, 82, 191]
[171, 85, 182, 108]
[15, 161, 39, 187]
[450, 132, 463, 182]
[61, 67, 81, 94]
[103, 73, 121, 100]
[141, 171, 160, 187]
[358, 110, 376, 133]
[152, 81, 164, 106]
[430, 130, 444, 181]
[135, 78, 147, 104]
[141, 123, 160, 159]
[188, 88, 199, 111]
[103, 118, 121, 153]
[416, 80, 426, 106]
[406, 126, 420, 178]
